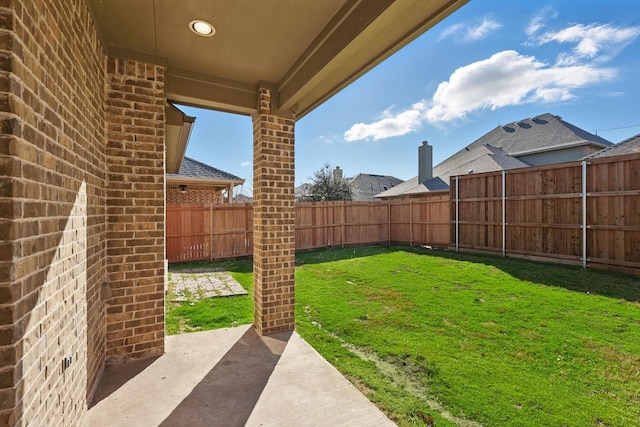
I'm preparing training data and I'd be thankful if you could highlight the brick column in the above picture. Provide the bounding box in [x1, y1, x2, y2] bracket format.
[252, 87, 295, 335]
[105, 58, 166, 362]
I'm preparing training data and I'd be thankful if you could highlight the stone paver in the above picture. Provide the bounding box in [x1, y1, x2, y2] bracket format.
[169, 268, 247, 301]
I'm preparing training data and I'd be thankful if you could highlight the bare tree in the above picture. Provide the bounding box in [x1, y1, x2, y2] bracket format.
[301, 163, 352, 201]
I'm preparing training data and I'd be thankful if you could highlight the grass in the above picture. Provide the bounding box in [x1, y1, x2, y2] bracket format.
[166, 245, 640, 426]
[165, 258, 254, 334]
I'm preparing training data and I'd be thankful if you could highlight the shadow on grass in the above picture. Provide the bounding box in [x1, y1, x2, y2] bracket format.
[295, 245, 398, 266]
[168, 244, 640, 303]
[168, 245, 395, 272]
[405, 246, 640, 303]
[295, 244, 640, 303]
[170, 257, 253, 273]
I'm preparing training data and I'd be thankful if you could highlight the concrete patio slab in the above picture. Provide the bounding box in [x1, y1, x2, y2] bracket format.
[84, 325, 394, 427]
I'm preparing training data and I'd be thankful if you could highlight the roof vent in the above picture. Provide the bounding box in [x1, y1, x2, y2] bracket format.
[467, 169, 474, 174]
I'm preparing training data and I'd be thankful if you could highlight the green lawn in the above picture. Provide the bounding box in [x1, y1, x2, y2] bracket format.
[167, 246, 640, 426]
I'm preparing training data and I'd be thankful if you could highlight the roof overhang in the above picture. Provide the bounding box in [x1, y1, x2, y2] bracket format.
[510, 140, 607, 158]
[86, 0, 469, 118]
[166, 175, 245, 191]
[165, 103, 195, 174]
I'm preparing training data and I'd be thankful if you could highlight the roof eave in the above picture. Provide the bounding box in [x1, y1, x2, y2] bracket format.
[510, 140, 607, 157]
[166, 176, 245, 187]
[165, 103, 196, 174]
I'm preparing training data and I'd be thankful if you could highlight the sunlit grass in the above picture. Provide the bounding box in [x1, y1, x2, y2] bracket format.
[166, 246, 640, 426]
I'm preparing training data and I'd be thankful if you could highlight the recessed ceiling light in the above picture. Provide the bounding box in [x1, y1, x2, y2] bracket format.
[189, 19, 215, 37]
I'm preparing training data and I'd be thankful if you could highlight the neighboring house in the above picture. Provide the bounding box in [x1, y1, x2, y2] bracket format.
[233, 194, 254, 203]
[295, 166, 403, 201]
[349, 173, 404, 201]
[295, 183, 312, 201]
[583, 133, 640, 159]
[377, 113, 613, 199]
[166, 156, 244, 204]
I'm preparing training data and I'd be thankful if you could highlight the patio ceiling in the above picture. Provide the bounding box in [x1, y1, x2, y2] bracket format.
[87, 0, 468, 118]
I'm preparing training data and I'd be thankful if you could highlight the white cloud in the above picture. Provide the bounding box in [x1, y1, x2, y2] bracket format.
[424, 50, 615, 122]
[440, 17, 501, 42]
[344, 102, 426, 142]
[343, 49, 616, 139]
[466, 18, 502, 41]
[535, 23, 640, 63]
[439, 23, 464, 41]
[240, 161, 250, 167]
[343, 17, 636, 139]
[317, 133, 338, 144]
[526, 7, 558, 36]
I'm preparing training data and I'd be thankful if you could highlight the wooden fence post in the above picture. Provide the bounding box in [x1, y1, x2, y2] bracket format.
[210, 203, 213, 261]
[409, 199, 413, 246]
[341, 201, 345, 248]
[502, 170, 506, 257]
[455, 175, 459, 253]
[581, 161, 588, 269]
[387, 201, 391, 244]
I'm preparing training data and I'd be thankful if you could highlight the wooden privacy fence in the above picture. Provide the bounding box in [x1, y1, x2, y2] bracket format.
[166, 194, 451, 262]
[452, 153, 640, 272]
[167, 154, 639, 273]
[166, 203, 253, 262]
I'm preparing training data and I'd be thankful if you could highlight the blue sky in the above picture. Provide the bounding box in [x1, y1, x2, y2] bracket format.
[181, 0, 640, 194]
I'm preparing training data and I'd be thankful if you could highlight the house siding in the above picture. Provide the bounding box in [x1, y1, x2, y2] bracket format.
[516, 146, 593, 166]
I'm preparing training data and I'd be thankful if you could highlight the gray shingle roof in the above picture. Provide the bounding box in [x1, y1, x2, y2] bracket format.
[349, 173, 404, 201]
[583, 133, 640, 159]
[167, 157, 243, 181]
[376, 113, 613, 199]
[463, 113, 612, 156]
[295, 183, 311, 199]
[376, 145, 528, 198]
[433, 144, 529, 186]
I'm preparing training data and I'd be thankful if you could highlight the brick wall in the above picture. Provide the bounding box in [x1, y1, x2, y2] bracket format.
[166, 185, 223, 205]
[105, 58, 166, 363]
[252, 88, 295, 335]
[0, 0, 107, 425]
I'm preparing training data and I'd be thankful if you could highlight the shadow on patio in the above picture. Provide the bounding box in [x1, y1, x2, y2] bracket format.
[85, 325, 394, 427]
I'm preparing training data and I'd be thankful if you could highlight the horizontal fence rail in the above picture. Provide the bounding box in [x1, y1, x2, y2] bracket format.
[167, 154, 639, 274]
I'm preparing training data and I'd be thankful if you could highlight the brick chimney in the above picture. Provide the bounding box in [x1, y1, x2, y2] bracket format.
[333, 166, 343, 180]
[418, 141, 433, 183]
